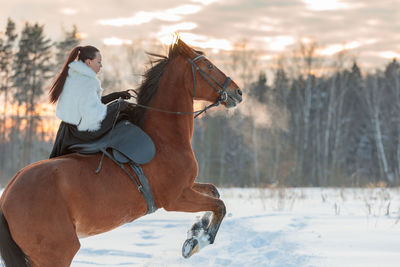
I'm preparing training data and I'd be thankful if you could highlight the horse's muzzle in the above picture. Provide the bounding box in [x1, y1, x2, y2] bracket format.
[225, 88, 243, 108]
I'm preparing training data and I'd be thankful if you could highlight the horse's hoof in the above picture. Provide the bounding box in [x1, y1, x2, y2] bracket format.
[182, 238, 199, 258]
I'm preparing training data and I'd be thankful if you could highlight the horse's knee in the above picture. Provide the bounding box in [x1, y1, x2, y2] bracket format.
[209, 184, 220, 199]
[216, 199, 226, 216]
[193, 183, 220, 198]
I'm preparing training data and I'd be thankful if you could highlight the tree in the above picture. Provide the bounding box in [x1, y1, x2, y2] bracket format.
[271, 66, 290, 184]
[13, 22, 53, 165]
[0, 18, 18, 170]
[125, 41, 145, 87]
[229, 39, 259, 89]
[361, 73, 393, 184]
[55, 25, 80, 69]
[383, 59, 400, 184]
[249, 72, 268, 102]
[246, 72, 269, 185]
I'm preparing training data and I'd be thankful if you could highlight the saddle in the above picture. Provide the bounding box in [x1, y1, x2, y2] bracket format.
[68, 120, 157, 214]
[69, 120, 155, 164]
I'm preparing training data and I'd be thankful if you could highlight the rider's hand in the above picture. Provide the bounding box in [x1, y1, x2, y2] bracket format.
[118, 90, 131, 99]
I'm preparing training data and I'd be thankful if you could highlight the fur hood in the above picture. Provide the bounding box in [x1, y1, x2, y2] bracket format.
[56, 60, 107, 131]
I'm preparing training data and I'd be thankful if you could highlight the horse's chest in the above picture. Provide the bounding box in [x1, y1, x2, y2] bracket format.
[153, 148, 198, 177]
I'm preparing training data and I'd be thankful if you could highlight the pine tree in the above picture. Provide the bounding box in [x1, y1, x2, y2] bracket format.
[249, 72, 268, 102]
[0, 18, 17, 107]
[0, 18, 18, 172]
[13, 22, 53, 166]
[55, 25, 80, 69]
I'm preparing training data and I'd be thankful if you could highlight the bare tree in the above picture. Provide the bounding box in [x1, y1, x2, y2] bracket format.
[229, 39, 259, 89]
[383, 59, 400, 184]
[125, 41, 146, 87]
[363, 74, 393, 183]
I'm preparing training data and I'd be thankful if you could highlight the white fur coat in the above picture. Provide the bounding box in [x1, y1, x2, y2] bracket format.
[56, 60, 107, 131]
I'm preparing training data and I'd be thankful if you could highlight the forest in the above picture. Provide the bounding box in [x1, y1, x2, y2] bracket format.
[1, 18, 400, 187]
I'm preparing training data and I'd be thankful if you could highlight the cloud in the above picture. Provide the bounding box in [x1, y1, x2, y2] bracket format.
[157, 22, 198, 44]
[60, 8, 78, 15]
[264, 36, 296, 52]
[190, 0, 220, 5]
[98, 4, 202, 26]
[378, 51, 400, 59]
[103, 37, 133, 46]
[301, 0, 354, 11]
[179, 33, 233, 51]
[1, 0, 399, 69]
[316, 41, 361, 56]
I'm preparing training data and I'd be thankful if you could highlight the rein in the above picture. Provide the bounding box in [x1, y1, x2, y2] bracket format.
[127, 54, 231, 119]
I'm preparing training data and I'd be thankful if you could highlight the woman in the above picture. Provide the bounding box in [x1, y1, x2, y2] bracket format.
[49, 45, 130, 158]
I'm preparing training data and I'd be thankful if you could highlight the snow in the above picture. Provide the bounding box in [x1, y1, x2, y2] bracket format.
[0, 187, 398, 266]
[69, 187, 400, 267]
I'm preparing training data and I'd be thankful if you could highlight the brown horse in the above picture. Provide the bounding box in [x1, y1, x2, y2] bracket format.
[0, 38, 242, 267]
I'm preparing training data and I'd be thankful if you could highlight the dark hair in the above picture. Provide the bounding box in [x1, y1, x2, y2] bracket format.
[49, 45, 99, 103]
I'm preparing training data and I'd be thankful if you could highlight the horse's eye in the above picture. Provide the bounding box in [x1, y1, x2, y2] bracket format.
[207, 64, 213, 70]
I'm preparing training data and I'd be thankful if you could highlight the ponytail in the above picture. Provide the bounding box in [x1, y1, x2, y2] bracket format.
[49, 46, 81, 103]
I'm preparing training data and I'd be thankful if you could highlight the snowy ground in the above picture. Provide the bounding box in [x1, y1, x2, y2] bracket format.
[69, 187, 400, 267]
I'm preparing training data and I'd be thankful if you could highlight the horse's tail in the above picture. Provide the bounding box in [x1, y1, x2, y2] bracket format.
[0, 211, 31, 267]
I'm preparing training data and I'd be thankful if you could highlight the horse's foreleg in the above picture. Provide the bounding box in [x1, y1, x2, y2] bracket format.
[191, 182, 221, 243]
[164, 188, 226, 258]
[192, 182, 220, 198]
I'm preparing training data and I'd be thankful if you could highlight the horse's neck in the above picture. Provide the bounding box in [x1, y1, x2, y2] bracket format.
[143, 68, 194, 147]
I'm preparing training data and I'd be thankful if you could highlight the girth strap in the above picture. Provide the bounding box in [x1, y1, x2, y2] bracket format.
[129, 163, 157, 214]
[96, 148, 157, 214]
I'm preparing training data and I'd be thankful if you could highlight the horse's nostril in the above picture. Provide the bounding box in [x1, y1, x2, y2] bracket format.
[237, 89, 242, 96]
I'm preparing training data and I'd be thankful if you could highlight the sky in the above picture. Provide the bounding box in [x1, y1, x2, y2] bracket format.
[1, 0, 400, 70]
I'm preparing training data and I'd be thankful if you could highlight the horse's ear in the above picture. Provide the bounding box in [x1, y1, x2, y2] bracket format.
[177, 38, 196, 57]
[177, 38, 187, 47]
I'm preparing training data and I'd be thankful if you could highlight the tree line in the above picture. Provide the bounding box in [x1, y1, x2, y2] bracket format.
[194, 47, 400, 187]
[1, 18, 399, 187]
[0, 18, 80, 184]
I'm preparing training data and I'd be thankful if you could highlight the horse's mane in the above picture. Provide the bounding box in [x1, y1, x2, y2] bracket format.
[124, 38, 203, 127]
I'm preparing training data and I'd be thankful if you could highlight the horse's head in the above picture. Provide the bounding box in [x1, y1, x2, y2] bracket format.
[175, 39, 243, 108]
[130, 38, 243, 126]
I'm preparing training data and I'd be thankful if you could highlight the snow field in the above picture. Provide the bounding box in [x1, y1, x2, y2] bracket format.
[71, 187, 400, 267]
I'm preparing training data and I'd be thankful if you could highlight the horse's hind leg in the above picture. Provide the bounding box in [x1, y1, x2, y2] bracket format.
[30, 234, 80, 267]
[20, 222, 80, 267]
[13, 220, 80, 267]
[7, 204, 80, 267]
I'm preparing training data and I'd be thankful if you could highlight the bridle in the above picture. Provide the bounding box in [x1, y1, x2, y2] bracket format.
[128, 54, 232, 118]
[188, 54, 231, 102]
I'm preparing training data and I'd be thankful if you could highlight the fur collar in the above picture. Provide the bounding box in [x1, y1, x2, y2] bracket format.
[68, 60, 97, 79]
[68, 60, 101, 95]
